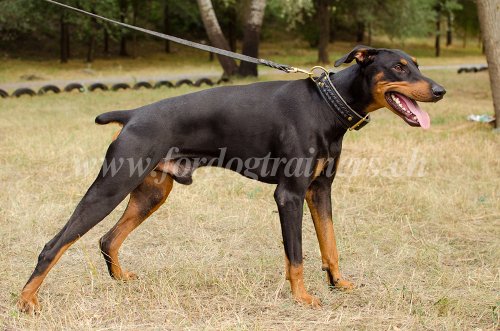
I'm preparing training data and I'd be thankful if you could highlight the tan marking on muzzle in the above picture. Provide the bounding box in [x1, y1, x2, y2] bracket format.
[364, 80, 433, 113]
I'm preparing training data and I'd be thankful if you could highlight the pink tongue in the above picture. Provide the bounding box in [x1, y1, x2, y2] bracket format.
[397, 94, 431, 129]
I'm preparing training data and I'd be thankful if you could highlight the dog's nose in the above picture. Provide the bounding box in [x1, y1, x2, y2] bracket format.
[432, 84, 446, 99]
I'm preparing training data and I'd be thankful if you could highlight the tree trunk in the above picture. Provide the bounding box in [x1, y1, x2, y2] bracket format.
[446, 11, 453, 46]
[196, 0, 238, 77]
[315, 0, 330, 64]
[356, 21, 365, 43]
[164, 0, 170, 53]
[86, 33, 95, 63]
[462, 25, 467, 48]
[66, 24, 70, 59]
[103, 27, 110, 56]
[368, 22, 372, 46]
[60, 14, 69, 63]
[86, 13, 97, 63]
[119, 0, 129, 56]
[239, 0, 267, 77]
[228, 7, 238, 52]
[119, 34, 128, 56]
[477, 0, 500, 128]
[131, 0, 138, 58]
[435, 7, 441, 57]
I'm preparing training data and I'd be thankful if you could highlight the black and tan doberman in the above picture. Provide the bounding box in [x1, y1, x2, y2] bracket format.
[18, 46, 445, 313]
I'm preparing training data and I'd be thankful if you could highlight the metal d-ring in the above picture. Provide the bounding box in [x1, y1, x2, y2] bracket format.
[308, 66, 329, 79]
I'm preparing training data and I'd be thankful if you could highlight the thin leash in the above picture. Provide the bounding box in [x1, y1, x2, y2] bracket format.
[43, 0, 325, 77]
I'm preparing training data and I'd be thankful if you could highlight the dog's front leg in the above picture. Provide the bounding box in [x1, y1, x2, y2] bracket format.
[306, 175, 354, 290]
[274, 184, 321, 307]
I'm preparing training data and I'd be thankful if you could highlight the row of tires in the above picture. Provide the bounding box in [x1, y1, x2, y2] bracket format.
[0, 77, 226, 98]
[457, 66, 488, 74]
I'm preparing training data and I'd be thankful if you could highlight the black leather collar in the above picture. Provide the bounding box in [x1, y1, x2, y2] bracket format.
[314, 72, 370, 131]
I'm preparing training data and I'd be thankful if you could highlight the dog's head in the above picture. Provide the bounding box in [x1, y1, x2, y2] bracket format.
[335, 45, 446, 129]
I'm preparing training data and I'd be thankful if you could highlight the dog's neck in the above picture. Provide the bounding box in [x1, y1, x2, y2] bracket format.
[330, 65, 373, 115]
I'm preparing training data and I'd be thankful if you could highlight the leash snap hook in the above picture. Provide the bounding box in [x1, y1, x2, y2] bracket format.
[288, 67, 312, 76]
[288, 65, 328, 80]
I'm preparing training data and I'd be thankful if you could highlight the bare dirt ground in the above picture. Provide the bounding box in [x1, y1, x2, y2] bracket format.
[0, 66, 499, 329]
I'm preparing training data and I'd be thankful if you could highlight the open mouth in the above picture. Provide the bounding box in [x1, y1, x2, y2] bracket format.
[385, 92, 431, 129]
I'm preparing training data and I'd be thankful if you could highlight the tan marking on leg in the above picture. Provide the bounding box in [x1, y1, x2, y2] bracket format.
[108, 122, 123, 142]
[18, 241, 75, 314]
[112, 128, 122, 141]
[288, 263, 321, 307]
[306, 189, 354, 291]
[284, 255, 290, 280]
[400, 58, 408, 65]
[313, 159, 326, 179]
[102, 202, 142, 280]
[101, 173, 173, 280]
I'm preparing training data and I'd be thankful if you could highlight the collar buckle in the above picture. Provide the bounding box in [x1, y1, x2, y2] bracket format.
[348, 114, 370, 131]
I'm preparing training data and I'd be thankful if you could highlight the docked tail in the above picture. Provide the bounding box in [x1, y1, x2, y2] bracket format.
[95, 110, 132, 125]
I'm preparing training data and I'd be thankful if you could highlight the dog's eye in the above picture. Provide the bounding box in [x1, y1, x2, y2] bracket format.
[394, 64, 405, 72]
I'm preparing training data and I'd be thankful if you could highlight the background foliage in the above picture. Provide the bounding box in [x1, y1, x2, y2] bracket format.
[0, 0, 480, 61]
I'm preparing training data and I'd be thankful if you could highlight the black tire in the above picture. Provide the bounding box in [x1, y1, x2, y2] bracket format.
[217, 77, 230, 84]
[154, 80, 174, 89]
[457, 68, 465, 74]
[38, 85, 61, 95]
[472, 67, 478, 73]
[478, 66, 488, 72]
[88, 83, 109, 92]
[0, 89, 8, 98]
[111, 83, 130, 91]
[193, 78, 214, 87]
[13, 88, 36, 97]
[133, 81, 153, 90]
[174, 79, 194, 87]
[64, 83, 85, 92]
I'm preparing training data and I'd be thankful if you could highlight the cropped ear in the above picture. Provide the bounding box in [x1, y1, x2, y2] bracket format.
[334, 45, 378, 67]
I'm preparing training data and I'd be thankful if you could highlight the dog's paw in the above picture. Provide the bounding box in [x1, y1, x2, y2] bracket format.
[17, 295, 40, 314]
[293, 293, 322, 308]
[114, 271, 138, 281]
[335, 279, 355, 290]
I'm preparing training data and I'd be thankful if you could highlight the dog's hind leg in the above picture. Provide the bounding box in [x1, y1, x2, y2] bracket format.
[17, 137, 162, 314]
[99, 171, 173, 280]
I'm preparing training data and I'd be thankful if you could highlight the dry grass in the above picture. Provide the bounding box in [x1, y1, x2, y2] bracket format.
[0, 68, 499, 330]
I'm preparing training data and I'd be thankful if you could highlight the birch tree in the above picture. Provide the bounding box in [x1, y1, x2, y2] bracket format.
[197, 0, 238, 76]
[239, 0, 267, 76]
[476, 0, 500, 129]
